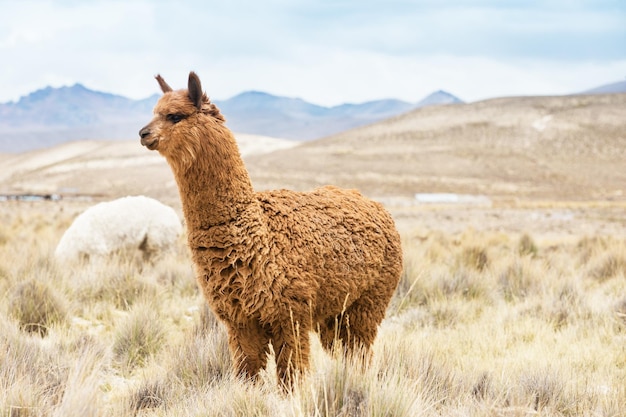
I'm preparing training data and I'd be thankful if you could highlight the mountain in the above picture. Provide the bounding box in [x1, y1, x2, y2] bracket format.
[214, 92, 431, 140]
[581, 79, 626, 95]
[416, 90, 463, 107]
[0, 84, 158, 128]
[0, 85, 462, 152]
[214, 90, 462, 140]
[0, 84, 159, 152]
[215, 91, 329, 139]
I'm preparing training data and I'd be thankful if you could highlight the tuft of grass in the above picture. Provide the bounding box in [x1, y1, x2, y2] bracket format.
[576, 235, 610, 265]
[588, 253, 626, 282]
[0, 319, 68, 414]
[193, 302, 222, 336]
[498, 259, 542, 302]
[471, 371, 493, 400]
[113, 302, 165, 374]
[513, 370, 574, 414]
[153, 259, 198, 298]
[439, 268, 488, 301]
[227, 385, 275, 417]
[303, 352, 369, 417]
[460, 246, 489, 271]
[545, 282, 586, 329]
[50, 342, 106, 417]
[0, 228, 8, 246]
[390, 243, 428, 313]
[74, 266, 159, 311]
[153, 304, 234, 396]
[615, 297, 626, 326]
[8, 279, 68, 336]
[126, 378, 170, 416]
[518, 233, 538, 257]
[168, 322, 232, 388]
[414, 352, 460, 407]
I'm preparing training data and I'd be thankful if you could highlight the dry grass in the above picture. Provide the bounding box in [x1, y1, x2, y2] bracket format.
[1, 200, 625, 416]
[8, 279, 68, 336]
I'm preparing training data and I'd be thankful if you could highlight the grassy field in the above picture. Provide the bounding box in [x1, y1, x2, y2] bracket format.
[1, 200, 625, 416]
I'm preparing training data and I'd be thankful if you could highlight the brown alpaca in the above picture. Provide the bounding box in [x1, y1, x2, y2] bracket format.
[139, 72, 403, 387]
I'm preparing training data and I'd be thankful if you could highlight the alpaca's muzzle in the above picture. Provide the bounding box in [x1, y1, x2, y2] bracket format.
[139, 126, 158, 150]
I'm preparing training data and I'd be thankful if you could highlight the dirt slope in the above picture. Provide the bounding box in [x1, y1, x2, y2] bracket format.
[246, 93, 626, 201]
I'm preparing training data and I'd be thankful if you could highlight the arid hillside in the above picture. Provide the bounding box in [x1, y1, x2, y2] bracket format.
[0, 134, 297, 205]
[247, 93, 626, 201]
[1, 92, 624, 211]
[0, 94, 626, 236]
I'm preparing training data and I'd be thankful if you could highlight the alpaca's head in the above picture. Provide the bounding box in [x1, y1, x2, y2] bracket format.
[139, 72, 226, 165]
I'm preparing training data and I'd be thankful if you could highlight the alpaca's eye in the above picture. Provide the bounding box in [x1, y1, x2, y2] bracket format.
[167, 114, 185, 124]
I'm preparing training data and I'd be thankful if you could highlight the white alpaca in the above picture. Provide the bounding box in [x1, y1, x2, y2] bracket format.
[55, 196, 182, 262]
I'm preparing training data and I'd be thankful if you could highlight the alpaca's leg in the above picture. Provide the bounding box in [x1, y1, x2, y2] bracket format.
[227, 323, 270, 381]
[318, 315, 346, 353]
[336, 280, 397, 363]
[317, 298, 382, 356]
[318, 312, 372, 361]
[318, 301, 383, 355]
[272, 318, 311, 389]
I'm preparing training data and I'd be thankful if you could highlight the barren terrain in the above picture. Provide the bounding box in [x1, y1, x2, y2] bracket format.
[1, 92, 624, 239]
[247, 93, 626, 202]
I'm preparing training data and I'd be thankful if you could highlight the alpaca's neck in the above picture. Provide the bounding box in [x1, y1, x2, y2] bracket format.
[167, 130, 256, 229]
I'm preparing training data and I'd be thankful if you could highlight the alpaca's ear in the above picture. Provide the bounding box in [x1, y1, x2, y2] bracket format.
[188, 72, 203, 110]
[155, 75, 173, 93]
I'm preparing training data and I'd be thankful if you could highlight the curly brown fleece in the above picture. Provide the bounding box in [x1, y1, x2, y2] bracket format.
[140, 72, 402, 387]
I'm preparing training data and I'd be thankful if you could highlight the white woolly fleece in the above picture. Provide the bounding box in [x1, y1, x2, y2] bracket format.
[55, 195, 182, 262]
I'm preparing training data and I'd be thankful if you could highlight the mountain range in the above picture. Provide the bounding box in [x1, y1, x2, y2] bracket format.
[1, 78, 623, 154]
[0, 85, 461, 153]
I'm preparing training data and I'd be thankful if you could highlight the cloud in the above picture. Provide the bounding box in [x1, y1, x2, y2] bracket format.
[0, 0, 624, 105]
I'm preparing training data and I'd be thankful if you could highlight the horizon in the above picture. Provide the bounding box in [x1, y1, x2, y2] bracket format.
[2, 78, 623, 109]
[2, 81, 465, 106]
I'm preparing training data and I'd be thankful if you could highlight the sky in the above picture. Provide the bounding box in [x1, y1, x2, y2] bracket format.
[1, 0, 625, 106]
